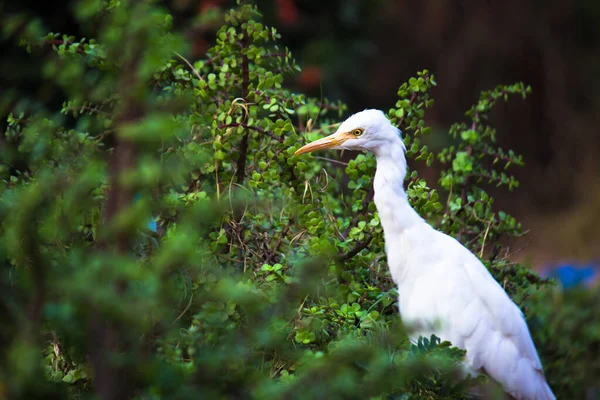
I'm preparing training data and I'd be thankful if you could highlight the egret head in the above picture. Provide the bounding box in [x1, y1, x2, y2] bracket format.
[295, 109, 403, 156]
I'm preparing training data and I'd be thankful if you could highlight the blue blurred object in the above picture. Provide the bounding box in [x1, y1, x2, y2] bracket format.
[147, 218, 157, 232]
[544, 262, 598, 289]
[133, 192, 157, 233]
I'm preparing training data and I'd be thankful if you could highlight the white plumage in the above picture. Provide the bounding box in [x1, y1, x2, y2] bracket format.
[295, 109, 555, 400]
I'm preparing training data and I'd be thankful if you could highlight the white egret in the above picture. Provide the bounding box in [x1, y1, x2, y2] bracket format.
[295, 109, 555, 400]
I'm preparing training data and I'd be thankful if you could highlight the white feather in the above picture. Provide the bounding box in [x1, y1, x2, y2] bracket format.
[307, 109, 556, 400]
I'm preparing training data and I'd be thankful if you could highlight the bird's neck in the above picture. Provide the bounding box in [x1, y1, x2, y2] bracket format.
[373, 139, 424, 234]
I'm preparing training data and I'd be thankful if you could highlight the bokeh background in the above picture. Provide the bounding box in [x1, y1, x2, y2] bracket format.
[2, 0, 599, 278]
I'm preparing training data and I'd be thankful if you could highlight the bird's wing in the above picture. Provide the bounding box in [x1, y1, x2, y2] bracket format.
[435, 232, 553, 399]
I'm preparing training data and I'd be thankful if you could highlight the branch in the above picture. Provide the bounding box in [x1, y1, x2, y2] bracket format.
[312, 156, 348, 166]
[261, 52, 286, 59]
[22, 197, 48, 343]
[173, 51, 205, 83]
[459, 145, 474, 204]
[234, 30, 251, 185]
[90, 51, 142, 400]
[65, 105, 111, 117]
[456, 146, 473, 243]
[230, 28, 252, 268]
[396, 73, 430, 129]
[397, 92, 418, 129]
[204, 54, 221, 66]
[218, 123, 283, 142]
[337, 234, 373, 261]
[45, 39, 86, 55]
[470, 110, 480, 131]
[266, 219, 293, 263]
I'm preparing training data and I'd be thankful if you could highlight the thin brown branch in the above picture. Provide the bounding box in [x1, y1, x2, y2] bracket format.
[234, 30, 251, 185]
[65, 105, 111, 116]
[204, 54, 221, 66]
[174, 51, 205, 83]
[457, 145, 474, 241]
[266, 219, 293, 263]
[261, 52, 286, 59]
[312, 156, 348, 166]
[218, 123, 283, 142]
[337, 234, 373, 261]
[398, 92, 418, 129]
[230, 28, 252, 267]
[23, 207, 47, 343]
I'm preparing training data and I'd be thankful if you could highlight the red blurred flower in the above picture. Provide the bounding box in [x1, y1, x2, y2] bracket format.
[298, 65, 322, 90]
[276, 0, 299, 26]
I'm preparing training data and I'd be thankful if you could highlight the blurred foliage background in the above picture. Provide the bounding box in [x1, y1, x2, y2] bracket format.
[1, 0, 599, 399]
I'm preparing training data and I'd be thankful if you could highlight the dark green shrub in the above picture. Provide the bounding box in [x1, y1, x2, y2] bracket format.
[528, 286, 600, 399]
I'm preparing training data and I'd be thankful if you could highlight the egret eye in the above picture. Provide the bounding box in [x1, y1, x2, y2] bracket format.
[352, 128, 364, 137]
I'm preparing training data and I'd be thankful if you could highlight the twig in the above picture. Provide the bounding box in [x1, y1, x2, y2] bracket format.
[312, 156, 348, 166]
[260, 52, 287, 59]
[479, 214, 494, 258]
[65, 105, 111, 116]
[444, 179, 453, 217]
[267, 219, 293, 263]
[173, 51, 205, 83]
[172, 293, 194, 324]
[234, 30, 251, 185]
[457, 145, 473, 241]
[398, 92, 418, 129]
[227, 28, 253, 268]
[204, 54, 221, 66]
[218, 123, 282, 142]
[337, 234, 373, 261]
[45, 39, 86, 55]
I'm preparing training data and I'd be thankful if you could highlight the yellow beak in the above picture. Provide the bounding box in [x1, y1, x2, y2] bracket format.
[295, 131, 354, 155]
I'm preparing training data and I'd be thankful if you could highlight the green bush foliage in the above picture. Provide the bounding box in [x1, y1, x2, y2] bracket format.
[1, 1, 597, 399]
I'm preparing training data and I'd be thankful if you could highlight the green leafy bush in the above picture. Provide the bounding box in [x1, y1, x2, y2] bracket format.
[528, 286, 600, 399]
[1, 1, 594, 399]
